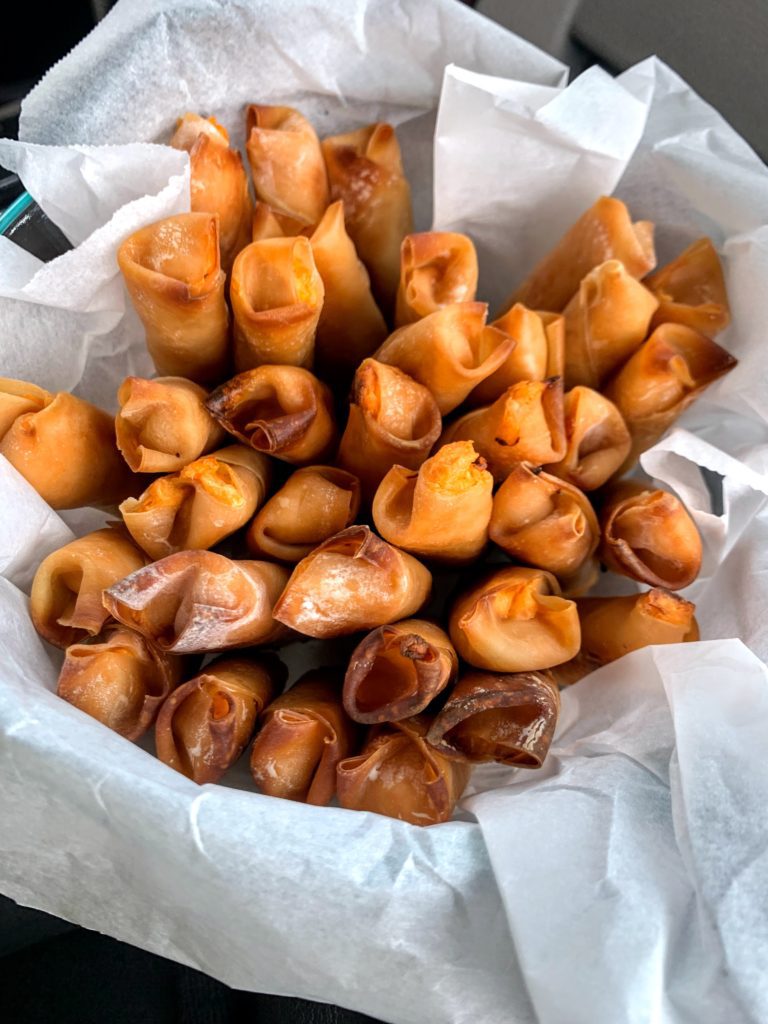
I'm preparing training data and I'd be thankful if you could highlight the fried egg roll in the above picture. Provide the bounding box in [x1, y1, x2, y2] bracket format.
[117, 212, 229, 384]
[374, 301, 514, 414]
[645, 237, 730, 335]
[230, 236, 324, 371]
[336, 715, 470, 826]
[439, 378, 566, 483]
[273, 525, 431, 639]
[372, 441, 493, 564]
[322, 122, 413, 311]
[103, 550, 289, 654]
[0, 379, 140, 509]
[603, 323, 737, 469]
[250, 670, 357, 805]
[115, 376, 226, 473]
[489, 464, 599, 578]
[426, 670, 560, 767]
[395, 231, 479, 326]
[30, 527, 147, 649]
[246, 465, 360, 563]
[469, 306, 564, 406]
[250, 202, 305, 242]
[599, 480, 702, 590]
[337, 359, 441, 501]
[206, 365, 337, 465]
[156, 654, 285, 784]
[505, 196, 656, 312]
[547, 386, 631, 491]
[246, 104, 329, 226]
[563, 260, 659, 389]
[120, 446, 270, 560]
[57, 624, 183, 740]
[170, 113, 253, 271]
[344, 619, 457, 724]
[449, 566, 580, 672]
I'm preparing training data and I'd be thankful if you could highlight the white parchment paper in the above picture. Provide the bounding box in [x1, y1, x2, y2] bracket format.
[1, 3, 767, 1022]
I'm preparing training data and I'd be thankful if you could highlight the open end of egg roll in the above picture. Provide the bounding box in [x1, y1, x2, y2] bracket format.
[395, 231, 479, 326]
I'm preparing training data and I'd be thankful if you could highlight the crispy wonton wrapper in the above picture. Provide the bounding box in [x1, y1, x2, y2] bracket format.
[395, 231, 479, 326]
[103, 550, 289, 654]
[0, 379, 140, 509]
[206, 365, 337, 465]
[449, 566, 580, 673]
[250, 670, 358, 806]
[115, 376, 226, 473]
[645, 237, 731, 335]
[273, 525, 432, 639]
[372, 441, 493, 564]
[246, 465, 360, 563]
[230, 236, 324, 371]
[469, 306, 564, 406]
[170, 113, 253, 272]
[547, 386, 631, 491]
[337, 359, 442, 501]
[30, 527, 147, 649]
[426, 670, 560, 767]
[439, 377, 566, 483]
[505, 196, 656, 312]
[375, 302, 514, 415]
[603, 323, 738, 469]
[57, 624, 183, 741]
[336, 715, 470, 826]
[562, 260, 660, 389]
[322, 122, 413, 311]
[117, 212, 229, 384]
[156, 654, 285, 784]
[599, 479, 702, 590]
[343, 619, 458, 724]
[489, 463, 599, 578]
[245, 104, 328, 225]
[119, 446, 271, 560]
[250, 202, 306, 243]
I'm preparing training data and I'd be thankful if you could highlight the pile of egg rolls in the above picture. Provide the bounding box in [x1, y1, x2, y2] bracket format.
[14, 107, 736, 826]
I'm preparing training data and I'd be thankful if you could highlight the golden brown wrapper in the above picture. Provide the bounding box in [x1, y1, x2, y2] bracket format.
[57, 624, 183, 741]
[251, 202, 306, 242]
[322, 122, 413, 311]
[505, 196, 656, 312]
[344, 619, 458, 724]
[372, 441, 493, 564]
[489, 464, 599, 578]
[250, 670, 358, 805]
[603, 323, 738, 469]
[337, 359, 442, 501]
[547, 386, 632, 491]
[599, 479, 702, 590]
[469, 306, 565, 406]
[426, 671, 560, 767]
[102, 550, 290, 654]
[246, 105, 329, 226]
[115, 376, 226, 473]
[156, 654, 285, 784]
[246, 465, 360, 563]
[449, 566, 581, 673]
[336, 715, 470, 826]
[170, 113, 253, 272]
[375, 302, 515, 415]
[117, 212, 229, 384]
[645, 237, 730, 335]
[562, 260, 660, 389]
[30, 527, 147, 649]
[273, 525, 432, 639]
[206, 365, 337, 465]
[439, 378, 566, 484]
[120, 445, 271, 560]
[230, 236, 324, 371]
[0, 380, 140, 510]
[395, 231, 479, 326]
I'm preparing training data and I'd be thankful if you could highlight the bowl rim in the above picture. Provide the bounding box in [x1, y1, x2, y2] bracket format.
[0, 190, 33, 235]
